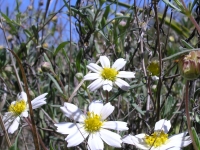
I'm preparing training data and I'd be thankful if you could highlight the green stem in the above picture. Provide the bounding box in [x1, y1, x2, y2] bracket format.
[106, 91, 109, 103]
[185, 81, 198, 150]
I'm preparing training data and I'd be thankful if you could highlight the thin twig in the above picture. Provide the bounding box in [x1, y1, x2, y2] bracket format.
[153, 0, 162, 121]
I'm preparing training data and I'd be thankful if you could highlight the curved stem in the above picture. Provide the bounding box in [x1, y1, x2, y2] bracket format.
[185, 80, 198, 150]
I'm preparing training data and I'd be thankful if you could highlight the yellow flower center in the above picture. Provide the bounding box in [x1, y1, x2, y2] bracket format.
[144, 131, 168, 147]
[101, 67, 118, 81]
[8, 100, 27, 116]
[84, 112, 103, 133]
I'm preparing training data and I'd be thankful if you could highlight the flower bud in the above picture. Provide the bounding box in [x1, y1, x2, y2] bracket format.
[147, 60, 160, 76]
[52, 16, 57, 22]
[75, 72, 83, 81]
[41, 62, 52, 72]
[178, 51, 200, 80]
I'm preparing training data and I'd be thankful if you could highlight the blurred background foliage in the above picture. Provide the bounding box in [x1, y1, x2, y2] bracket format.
[0, 0, 200, 149]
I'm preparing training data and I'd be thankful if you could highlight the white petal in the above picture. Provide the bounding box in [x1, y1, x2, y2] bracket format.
[21, 111, 28, 117]
[31, 93, 47, 109]
[100, 102, 114, 120]
[32, 93, 48, 102]
[87, 63, 102, 73]
[154, 119, 171, 133]
[166, 148, 181, 150]
[165, 132, 192, 148]
[100, 56, 110, 68]
[122, 134, 136, 145]
[66, 127, 89, 147]
[31, 93, 48, 109]
[87, 78, 104, 91]
[102, 80, 113, 91]
[115, 78, 130, 91]
[102, 121, 128, 131]
[55, 122, 81, 135]
[117, 71, 135, 78]
[8, 117, 20, 134]
[60, 103, 85, 122]
[88, 133, 104, 150]
[123, 134, 149, 150]
[89, 100, 103, 115]
[3, 112, 15, 130]
[99, 128, 122, 148]
[112, 58, 126, 70]
[17, 91, 27, 102]
[32, 100, 46, 109]
[84, 73, 101, 81]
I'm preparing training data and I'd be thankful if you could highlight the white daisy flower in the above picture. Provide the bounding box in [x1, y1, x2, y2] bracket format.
[55, 100, 128, 150]
[122, 119, 192, 150]
[3, 91, 48, 134]
[84, 56, 135, 91]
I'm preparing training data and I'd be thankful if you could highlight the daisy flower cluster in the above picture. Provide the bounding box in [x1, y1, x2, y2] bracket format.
[53, 56, 192, 150]
[2, 55, 193, 150]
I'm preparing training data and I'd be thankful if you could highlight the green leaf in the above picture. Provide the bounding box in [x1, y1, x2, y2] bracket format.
[47, 73, 63, 93]
[54, 41, 69, 56]
[49, 140, 55, 150]
[24, 29, 33, 38]
[31, 25, 38, 40]
[132, 103, 145, 115]
[76, 49, 83, 72]
[9, 146, 20, 150]
[9, 127, 22, 150]
[85, 8, 95, 20]
[162, 0, 181, 12]
[162, 48, 200, 61]
[163, 95, 176, 117]
[101, 5, 110, 27]
[181, 39, 194, 49]
[158, 14, 190, 38]
[191, 127, 200, 149]
[1, 12, 18, 34]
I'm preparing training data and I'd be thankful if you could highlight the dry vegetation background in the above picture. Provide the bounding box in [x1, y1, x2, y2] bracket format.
[0, 0, 200, 149]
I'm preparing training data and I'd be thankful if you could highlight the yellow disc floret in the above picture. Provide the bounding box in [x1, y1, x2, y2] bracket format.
[8, 100, 27, 116]
[84, 112, 103, 133]
[144, 131, 168, 147]
[101, 67, 118, 81]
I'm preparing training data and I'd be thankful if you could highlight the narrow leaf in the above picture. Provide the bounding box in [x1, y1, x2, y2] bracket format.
[47, 73, 63, 93]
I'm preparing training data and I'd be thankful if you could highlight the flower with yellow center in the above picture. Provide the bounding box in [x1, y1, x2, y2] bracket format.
[55, 100, 128, 150]
[122, 119, 192, 150]
[3, 91, 48, 134]
[84, 56, 135, 91]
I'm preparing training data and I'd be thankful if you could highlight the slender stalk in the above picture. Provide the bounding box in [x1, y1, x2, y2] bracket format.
[0, 113, 11, 148]
[68, 0, 72, 97]
[106, 91, 109, 103]
[180, 0, 200, 34]
[153, 0, 162, 121]
[185, 81, 198, 150]
[25, 117, 48, 150]
[6, 48, 40, 150]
